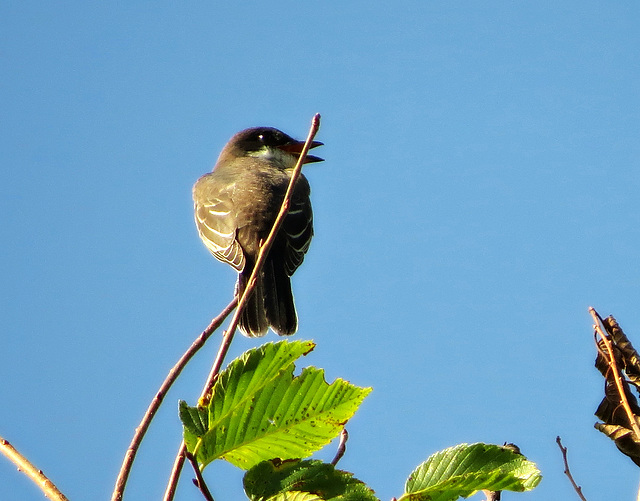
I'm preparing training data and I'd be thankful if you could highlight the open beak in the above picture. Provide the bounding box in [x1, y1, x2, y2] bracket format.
[279, 140, 324, 163]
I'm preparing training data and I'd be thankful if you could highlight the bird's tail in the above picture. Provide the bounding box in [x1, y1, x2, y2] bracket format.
[262, 258, 297, 336]
[236, 260, 297, 337]
[237, 272, 269, 337]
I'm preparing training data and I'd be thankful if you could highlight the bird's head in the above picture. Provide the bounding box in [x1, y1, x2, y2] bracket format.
[220, 127, 323, 168]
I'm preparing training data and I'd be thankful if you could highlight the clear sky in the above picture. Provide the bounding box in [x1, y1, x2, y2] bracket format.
[2, 2, 639, 500]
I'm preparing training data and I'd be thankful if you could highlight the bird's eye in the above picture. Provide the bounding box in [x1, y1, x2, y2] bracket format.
[257, 134, 265, 143]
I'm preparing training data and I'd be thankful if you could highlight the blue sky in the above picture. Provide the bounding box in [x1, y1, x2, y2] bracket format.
[2, 2, 640, 500]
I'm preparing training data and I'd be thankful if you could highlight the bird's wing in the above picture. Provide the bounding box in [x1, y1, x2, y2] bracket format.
[195, 190, 245, 271]
[281, 191, 313, 276]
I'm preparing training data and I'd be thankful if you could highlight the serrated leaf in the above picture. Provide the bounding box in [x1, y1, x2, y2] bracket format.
[179, 401, 208, 437]
[244, 459, 378, 501]
[180, 340, 372, 470]
[399, 443, 541, 501]
[182, 341, 314, 452]
[267, 492, 323, 501]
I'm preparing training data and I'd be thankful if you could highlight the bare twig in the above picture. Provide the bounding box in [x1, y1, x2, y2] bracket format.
[163, 442, 187, 501]
[590, 307, 640, 439]
[162, 114, 322, 501]
[0, 435, 69, 501]
[186, 452, 215, 501]
[110, 297, 238, 501]
[556, 436, 587, 501]
[331, 429, 349, 465]
[201, 113, 322, 405]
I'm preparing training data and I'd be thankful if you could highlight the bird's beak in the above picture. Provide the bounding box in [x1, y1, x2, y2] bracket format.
[279, 140, 324, 163]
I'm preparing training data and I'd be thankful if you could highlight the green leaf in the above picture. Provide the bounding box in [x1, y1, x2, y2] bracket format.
[180, 340, 372, 470]
[244, 459, 378, 501]
[266, 493, 323, 501]
[179, 401, 208, 437]
[399, 443, 541, 501]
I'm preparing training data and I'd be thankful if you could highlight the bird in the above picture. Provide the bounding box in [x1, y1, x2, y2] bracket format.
[193, 127, 323, 337]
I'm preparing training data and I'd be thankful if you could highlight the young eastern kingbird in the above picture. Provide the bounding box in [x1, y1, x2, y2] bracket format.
[193, 127, 323, 337]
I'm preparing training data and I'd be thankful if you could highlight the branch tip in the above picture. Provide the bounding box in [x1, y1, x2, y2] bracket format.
[556, 436, 587, 501]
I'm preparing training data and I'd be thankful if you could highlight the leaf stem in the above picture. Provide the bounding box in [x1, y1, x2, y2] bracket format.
[331, 429, 349, 465]
[186, 452, 215, 501]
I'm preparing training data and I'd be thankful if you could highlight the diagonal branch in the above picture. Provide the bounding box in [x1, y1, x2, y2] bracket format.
[1, 435, 70, 501]
[590, 307, 640, 439]
[110, 298, 238, 501]
[556, 436, 587, 501]
[202, 113, 322, 404]
[162, 113, 322, 501]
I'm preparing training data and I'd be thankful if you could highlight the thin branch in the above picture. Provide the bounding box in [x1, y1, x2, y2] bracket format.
[201, 112, 322, 405]
[186, 452, 215, 501]
[163, 442, 186, 501]
[110, 297, 238, 501]
[162, 114, 322, 501]
[556, 436, 587, 501]
[0, 435, 70, 501]
[589, 307, 640, 439]
[331, 429, 349, 465]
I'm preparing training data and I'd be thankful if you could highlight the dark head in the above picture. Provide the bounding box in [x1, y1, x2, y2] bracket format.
[218, 127, 323, 168]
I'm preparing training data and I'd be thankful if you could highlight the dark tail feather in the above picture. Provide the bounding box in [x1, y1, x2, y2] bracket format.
[263, 259, 297, 336]
[237, 272, 269, 337]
